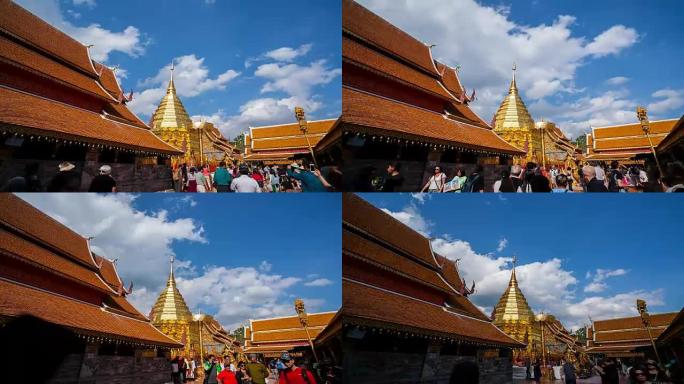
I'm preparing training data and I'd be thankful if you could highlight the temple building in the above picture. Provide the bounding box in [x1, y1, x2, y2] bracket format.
[0, 194, 181, 383]
[149, 68, 234, 166]
[493, 66, 580, 169]
[244, 119, 336, 165]
[585, 118, 679, 164]
[342, 194, 524, 384]
[243, 311, 337, 358]
[337, 0, 524, 191]
[149, 258, 241, 359]
[585, 312, 677, 359]
[492, 260, 542, 359]
[657, 115, 684, 164]
[0, 1, 182, 191]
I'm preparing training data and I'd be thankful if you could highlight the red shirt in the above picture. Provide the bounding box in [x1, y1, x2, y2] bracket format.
[279, 367, 316, 384]
[217, 369, 238, 384]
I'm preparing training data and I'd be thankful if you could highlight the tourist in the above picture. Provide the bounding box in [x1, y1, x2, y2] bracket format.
[421, 165, 447, 192]
[526, 359, 532, 380]
[530, 165, 551, 192]
[246, 355, 270, 384]
[493, 169, 515, 192]
[186, 356, 196, 381]
[449, 360, 478, 384]
[236, 361, 252, 384]
[463, 165, 485, 193]
[561, 359, 576, 384]
[608, 161, 623, 192]
[510, 164, 524, 191]
[660, 161, 684, 192]
[595, 162, 607, 183]
[382, 162, 404, 192]
[552, 174, 572, 193]
[217, 363, 239, 384]
[583, 165, 608, 192]
[88, 165, 117, 192]
[1, 162, 42, 192]
[269, 170, 280, 192]
[277, 353, 317, 384]
[252, 167, 265, 190]
[186, 167, 198, 192]
[203, 164, 213, 188]
[286, 163, 327, 192]
[550, 165, 559, 187]
[533, 360, 542, 382]
[196, 165, 210, 192]
[445, 168, 467, 193]
[47, 161, 81, 192]
[204, 355, 222, 384]
[630, 364, 651, 384]
[231, 166, 261, 193]
[213, 161, 233, 192]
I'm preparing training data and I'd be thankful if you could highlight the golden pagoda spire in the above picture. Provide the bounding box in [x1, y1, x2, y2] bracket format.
[492, 257, 537, 335]
[492, 63, 541, 162]
[149, 256, 193, 324]
[149, 60, 200, 159]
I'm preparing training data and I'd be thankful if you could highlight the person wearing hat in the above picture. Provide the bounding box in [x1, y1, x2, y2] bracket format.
[88, 165, 117, 192]
[278, 352, 316, 384]
[245, 354, 269, 384]
[230, 166, 261, 193]
[47, 162, 81, 192]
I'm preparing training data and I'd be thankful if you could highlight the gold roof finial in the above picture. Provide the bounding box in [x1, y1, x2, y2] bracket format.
[510, 62, 517, 91]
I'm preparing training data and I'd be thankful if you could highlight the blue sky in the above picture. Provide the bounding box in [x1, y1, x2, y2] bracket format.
[19, 193, 341, 330]
[359, 193, 683, 330]
[16, 0, 341, 139]
[360, 0, 684, 139]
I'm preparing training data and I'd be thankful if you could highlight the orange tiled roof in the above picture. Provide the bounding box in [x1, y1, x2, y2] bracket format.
[0, 194, 97, 268]
[343, 279, 523, 348]
[250, 312, 336, 333]
[96, 256, 123, 292]
[657, 115, 684, 153]
[343, 0, 439, 77]
[94, 62, 122, 99]
[593, 135, 671, 151]
[250, 120, 335, 140]
[342, 87, 524, 155]
[593, 312, 676, 332]
[0, 278, 181, 348]
[592, 119, 677, 140]
[0, 86, 181, 154]
[436, 61, 463, 98]
[343, 38, 452, 100]
[0, 1, 99, 77]
[251, 135, 328, 151]
[0, 230, 113, 293]
[0, 36, 114, 101]
[343, 192, 439, 269]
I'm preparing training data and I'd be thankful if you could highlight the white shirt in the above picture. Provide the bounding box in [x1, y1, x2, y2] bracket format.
[230, 175, 261, 193]
[594, 166, 606, 181]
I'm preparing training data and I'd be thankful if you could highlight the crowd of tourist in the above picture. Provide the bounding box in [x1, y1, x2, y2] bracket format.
[368, 159, 684, 193]
[173, 161, 340, 193]
[170, 352, 328, 384]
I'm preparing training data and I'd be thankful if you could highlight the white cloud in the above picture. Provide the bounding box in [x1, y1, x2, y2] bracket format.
[16, 194, 206, 311]
[304, 278, 334, 287]
[176, 266, 315, 330]
[647, 89, 684, 115]
[128, 55, 240, 117]
[259, 261, 272, 272]
[410, 193, 432, 205]
[357, 0, 639, 139]
[584, 268, 628, 293]
[265, 43, 313, 62]
[605, 76, 629, 86]
[497, 238, 508, 252]
[73, 0, 96, 6]
[380, 205, 432, 237]
[196, 54, 340, 138]
[16, 0, 146, 62]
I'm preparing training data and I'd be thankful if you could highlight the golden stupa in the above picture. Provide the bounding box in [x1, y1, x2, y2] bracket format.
[493, 64, 542, 164]
[491, 258, 542, 358]
[150, 64, 201, 164]
[150, 257, 241, 359]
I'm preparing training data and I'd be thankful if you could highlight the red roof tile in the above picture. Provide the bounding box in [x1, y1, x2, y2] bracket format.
[0, 194, 97, 268]
[0, 278, 180, 347]
[0, 86, 181, 154]
[343, 279, 522, 348]
[343, 37, 452, 100]
[343, 0, 439, 77]
[0, 36, 114, 101]
[0, 1, 98, 77]
[342, 87, 524, 155]
[436, 61, 463, 98]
